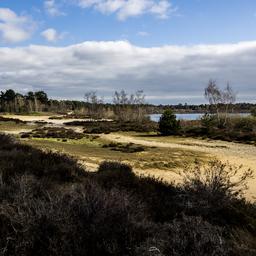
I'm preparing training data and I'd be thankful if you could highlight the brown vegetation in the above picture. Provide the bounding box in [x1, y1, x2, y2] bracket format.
[21, 127, 85, 140]
[0, 134, 255, 255]
[64, 120, 158, 133]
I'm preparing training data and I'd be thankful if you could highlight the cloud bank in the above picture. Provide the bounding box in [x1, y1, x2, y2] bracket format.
[0, 40, 255, 103]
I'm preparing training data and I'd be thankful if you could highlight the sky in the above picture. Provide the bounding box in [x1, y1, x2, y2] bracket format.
[0, 0, 256, 104]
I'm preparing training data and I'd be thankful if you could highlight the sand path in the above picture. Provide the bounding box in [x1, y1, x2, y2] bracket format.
[101, 133, 256, 199]
[2, 114, 93, 125]
[1, 115, 255, 199]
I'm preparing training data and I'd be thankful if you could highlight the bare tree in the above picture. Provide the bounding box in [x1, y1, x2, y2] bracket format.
[204, 80, 236, 126]
[133, 90, 146, 121]
[113, 90, 129, 121]
[222, 83, 236, 125]
[113, 90, 146, 121]
[84, 91, 104, 118]
[204, 80, 222, 122]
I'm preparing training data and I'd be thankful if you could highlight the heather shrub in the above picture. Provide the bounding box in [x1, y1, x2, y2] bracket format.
[96, 161, 137, 190]
[21, 127, 85, 140]
[96, 163, 183, 222]
[0, 176, 150, 256]
[102, 142, 145, 153]
[181, 114, 256, 143]
[0, 116, 26, 123]
[135, 216, 229, 256]
[65, 120, 158, 133]
[0, 134, 85, 183]
[200, 113, 218, 131]
[179, 160, 256, 230]
[0, 134, 256, 255]
[232, 116, 256, 132]
[251, 107, 256, 117]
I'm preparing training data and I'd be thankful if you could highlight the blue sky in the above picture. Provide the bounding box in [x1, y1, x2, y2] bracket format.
[1, 0, 256, 46]
[0, 0, 256, 103]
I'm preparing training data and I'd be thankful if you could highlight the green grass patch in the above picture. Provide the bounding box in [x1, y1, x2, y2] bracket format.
[22, 136, 207, 171]
[0, 121, 36, 131]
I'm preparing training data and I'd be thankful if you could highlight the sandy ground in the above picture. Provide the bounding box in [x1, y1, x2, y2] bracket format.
[100, 133, 256, 169]
[101, 133, 256, 200]
[2, 114, 93, 125]
[2, 129, 34, 135]
[1, 114, 255, 200]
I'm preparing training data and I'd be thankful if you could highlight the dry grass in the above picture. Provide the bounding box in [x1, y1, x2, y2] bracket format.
[1, 115, 254, 200]
[22, 136, 207, 174]
[100, 132, 256, 200]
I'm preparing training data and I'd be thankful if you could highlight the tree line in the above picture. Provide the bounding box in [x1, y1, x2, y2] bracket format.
[0, 89, 149, 122]
[1, 87, 255, 119]
[0, 89, 48, 113]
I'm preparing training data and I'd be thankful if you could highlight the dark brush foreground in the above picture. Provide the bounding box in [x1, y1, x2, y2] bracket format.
[0, 134, 256, 256]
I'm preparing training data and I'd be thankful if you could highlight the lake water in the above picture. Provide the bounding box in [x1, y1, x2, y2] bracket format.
[149, 113, 250, 122]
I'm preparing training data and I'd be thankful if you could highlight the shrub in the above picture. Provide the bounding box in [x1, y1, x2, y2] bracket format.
[102, 142, 145, 153]
[0, 133, 85, 183]
[136, 216, 229, 256]
[158, 109, 181, 135]
[98, 161, 133, 174]
[0, 177, 149, 256]
[65, 120, 158, 133]
[233, 116, 256, 132]
[179, 160, 255, 230]
[0, 134, 256, 255]
[96, 161, 137, 190]
[21, 127, 85, 140]
[200, 113, 218, 131]
[96, 162, 181, 222]
[0, 116, 26, 124]
[251, 107, 256, 117]
[182, 114, 256, 144]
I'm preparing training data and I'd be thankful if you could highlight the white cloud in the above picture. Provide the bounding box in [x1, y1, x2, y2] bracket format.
[0, 40, 256, 103]
[76, 0, 175, 20]
[137, 31, 150, 36]
[41, 28, 64, 42]
[44, 0, 65, 17]
[150, 0, 175, 19]
[0, 8, 35, 43]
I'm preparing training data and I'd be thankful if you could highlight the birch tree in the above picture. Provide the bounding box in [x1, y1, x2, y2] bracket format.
[204, 80, 236, 126]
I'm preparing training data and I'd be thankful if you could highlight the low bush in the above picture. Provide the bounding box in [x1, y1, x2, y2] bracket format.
[179, 161, 256, 230]
[102, 142, 145, 153]
[0, 134, 85, 183]
[0, 177, 150, 256]
[0, 116, 26, 124]
[65, 120, 158, 133]
[232, 116, 256, 132]
[49, 114, 90, 120]
[251, 107, 256, 117]
[180, 115, 256, 144]
[200, 113, 218, 132]
[0, 135, 256, 255]
[96, 161, 137, 190]
[98, 161, 134, 174]
[136, 216, 229, 256]
[21, 127, 85, 140]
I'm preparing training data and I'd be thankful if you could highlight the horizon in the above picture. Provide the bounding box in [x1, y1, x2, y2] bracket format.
[2, 87, 255, 107]
[0, 1, 256, 104]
